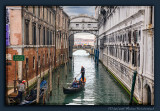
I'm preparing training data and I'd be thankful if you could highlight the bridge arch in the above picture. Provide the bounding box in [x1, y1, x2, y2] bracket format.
[69, 15, 98, 58]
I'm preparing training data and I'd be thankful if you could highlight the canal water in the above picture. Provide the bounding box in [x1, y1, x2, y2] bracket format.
[46, 50, 130, 105]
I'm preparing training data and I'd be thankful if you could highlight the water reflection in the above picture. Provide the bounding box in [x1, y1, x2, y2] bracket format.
[46, 50, 130, 105]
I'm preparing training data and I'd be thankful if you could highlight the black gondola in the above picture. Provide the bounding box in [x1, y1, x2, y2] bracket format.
[63, 76, 86, 94]
[19, 80, 47, 105]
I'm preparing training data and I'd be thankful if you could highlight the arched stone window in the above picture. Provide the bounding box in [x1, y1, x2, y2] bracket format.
[128, 30, 131, 44]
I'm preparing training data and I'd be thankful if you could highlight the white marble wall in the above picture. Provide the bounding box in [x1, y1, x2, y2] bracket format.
[96, 6, 154, 105]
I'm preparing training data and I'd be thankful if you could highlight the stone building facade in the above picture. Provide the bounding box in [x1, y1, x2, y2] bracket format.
[55, 7, 70, 66]
[95, 6, 154, 105]
[6, 6, 69, 91]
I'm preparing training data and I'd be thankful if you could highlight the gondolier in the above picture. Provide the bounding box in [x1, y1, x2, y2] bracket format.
[16, 80, 26, 102]
[81, 66, 85, 83]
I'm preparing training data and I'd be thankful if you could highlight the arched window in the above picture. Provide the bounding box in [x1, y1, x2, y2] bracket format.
[128, 31, 131, 44]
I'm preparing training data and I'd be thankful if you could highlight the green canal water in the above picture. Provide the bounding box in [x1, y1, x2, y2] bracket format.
[45, 50, 130, 105]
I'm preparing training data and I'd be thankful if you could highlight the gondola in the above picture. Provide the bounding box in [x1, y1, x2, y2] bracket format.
[19, 80, 47, 105]
[63, 76, 86, 94]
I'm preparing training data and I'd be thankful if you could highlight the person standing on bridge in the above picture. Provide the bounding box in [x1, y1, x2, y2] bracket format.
[81, 66, 85, 83]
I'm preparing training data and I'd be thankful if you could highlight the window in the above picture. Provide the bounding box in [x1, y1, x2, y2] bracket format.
[128, 50, 130, 63]
[132, 50, 134, 65]
[43, 27, 45, 45]
[133, 30, 137, 44]
[132, 50, 137, 67]
[76, 24, 79, 27]
[47, 29, 49, 45]
[47, 54, 48, 63]
[38, 25, 41, 45]
[50, 31, 52, 45]
[121, 49, 122, 60]
[88, 24, 91, 28]
[26, 58, 29, 70]
[32, 23, 36, 45]
[135, 51, 137, 67]
[25, 20, 29, 45]
[139, 30, 141, 41]
[53, 32, 55, 45]
[33, 56, 35, 69]
[128, 31, 131, 44]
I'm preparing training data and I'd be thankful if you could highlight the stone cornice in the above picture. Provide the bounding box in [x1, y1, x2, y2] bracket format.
[98, 10, 145, 38]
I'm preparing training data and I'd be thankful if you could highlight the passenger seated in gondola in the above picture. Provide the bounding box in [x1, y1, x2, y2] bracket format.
[77, 80, 81, 88]
[72, 78, 78, 88]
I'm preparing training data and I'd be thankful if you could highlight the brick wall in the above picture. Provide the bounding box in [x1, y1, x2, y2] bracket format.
[23, 47, 55, 81]
[6, 48, 18, 87]
[9, 9, 22, 45]
[6, 47, 55, 87]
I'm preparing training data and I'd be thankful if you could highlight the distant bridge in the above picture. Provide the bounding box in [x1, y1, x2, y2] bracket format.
[73, 45, 94, 55]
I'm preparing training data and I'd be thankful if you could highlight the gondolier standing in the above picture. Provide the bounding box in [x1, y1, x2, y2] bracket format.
[16, 80, 26, 102]
[81, 66, 85, 83]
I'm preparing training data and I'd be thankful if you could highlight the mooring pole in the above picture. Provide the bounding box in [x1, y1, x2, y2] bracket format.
[49, 57, 52, 95]
[129, 71, 137, 105]
[43, 90, 46, 104]
[40, 65, 41, 78]
[36, 77, 41, 104]
[25, 64, 29, 94]
[47, 70, 50, 101]
[97, 49, 99, 65]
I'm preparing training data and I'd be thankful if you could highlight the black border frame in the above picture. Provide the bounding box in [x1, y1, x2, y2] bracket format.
[1, 0, 160, 111]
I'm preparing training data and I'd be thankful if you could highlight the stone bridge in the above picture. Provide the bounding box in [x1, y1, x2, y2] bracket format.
[69, 15, 98, 58]
[73, 45, 94, 55]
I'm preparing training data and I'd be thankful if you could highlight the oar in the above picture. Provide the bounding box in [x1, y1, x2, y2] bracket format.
[75, 73, 81, 79]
